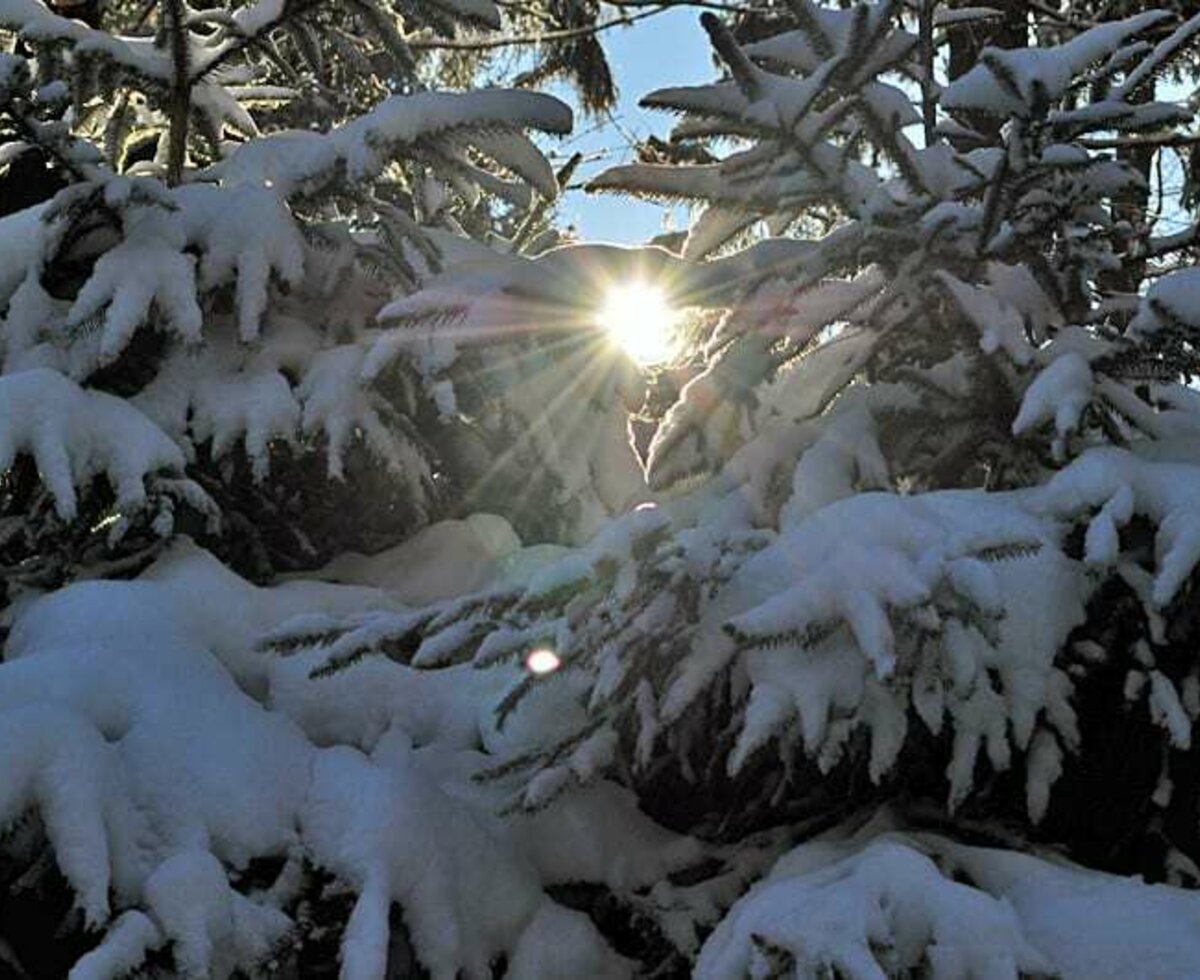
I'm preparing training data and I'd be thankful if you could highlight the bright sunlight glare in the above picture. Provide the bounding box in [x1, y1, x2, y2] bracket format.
[525, 649, 561, 675]
[598, 281, 679, 366]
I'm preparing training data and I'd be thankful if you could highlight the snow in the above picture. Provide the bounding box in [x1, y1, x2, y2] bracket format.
[697, 834, 1048, 979]
[264, 634, 504, 752]
[5, 1, 1200, 975]
[643, 336, 769, 491]
[301, 739, 544, 980]
[718, 484, 1087, 807]
[202, 381, 297, 480]
[712, 328, 876, 521]
[315, 514, 524, 604]
[698, 814, 1200, 980]
[780, 385, 893, 524]
[0, 0, 306, 164]
[741, 6, 916, 78]
[358, 446, 1175, 829]
[943, 12, 1171, 116]
[934, 6, 1002, 28]
[1012, 351, 1094, 438]
[1149, 670, 1192, 751]
[0, 540, 702, 977]
[937, 272, 1033, 365]
[717, 270, 885, 345]
[1037, 448, 1200, 608]
[506, 903, 630, 980]
[19, 179, 309, 364]
[943, 837, 1200, 979]
[1114, 11, 1200, 102]
[1023, 729, 1063, 824]
[985, 261, 1061, 342]
[0, 203, 46, 303]
[211, 91, 572, 197]
[586, 161, 727, 203]
[0, 0, 169, 81]
[0, 705, 117, 925]
[0, 84, 575, 509]
[68, 911, 163, 980]
[175, 184, 306, 343]
[141, 850, 291, 979]
[298, 344, 429, 489]
[1130, 266, 1200, 337]
[67, 206, 203, 360]
[229, 0, 287, 37]
[0, 368, 185, 519]
[0, 560, 313, 936]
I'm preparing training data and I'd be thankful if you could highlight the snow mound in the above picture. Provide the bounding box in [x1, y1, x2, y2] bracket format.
[0, 541, 699, 978]
[316, 513, 524, 604]
[697, 816, 1200, 980]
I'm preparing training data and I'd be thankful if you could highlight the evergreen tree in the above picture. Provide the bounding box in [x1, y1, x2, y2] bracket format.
[0, 1, 647, 975]
[3, 1, 1200, 978]
[0, 0, 649, 604]
[296, 1, 1200, 972]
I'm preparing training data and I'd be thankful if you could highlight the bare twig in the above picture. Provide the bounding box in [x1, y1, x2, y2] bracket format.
[408, 0, 766, 51]
[408, 6, 670, 50]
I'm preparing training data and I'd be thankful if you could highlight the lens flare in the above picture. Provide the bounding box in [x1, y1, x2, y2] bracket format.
[525, 649, 561, 675]
[598, 281, 678, 365]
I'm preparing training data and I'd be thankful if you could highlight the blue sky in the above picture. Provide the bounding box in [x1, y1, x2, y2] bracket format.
[544, 11, 716, 244]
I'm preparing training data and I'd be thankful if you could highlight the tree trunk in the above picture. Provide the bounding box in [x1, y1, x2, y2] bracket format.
[161, 0, 191, 186]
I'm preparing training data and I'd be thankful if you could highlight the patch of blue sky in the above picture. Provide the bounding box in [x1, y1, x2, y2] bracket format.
[543, 10, 715, 244]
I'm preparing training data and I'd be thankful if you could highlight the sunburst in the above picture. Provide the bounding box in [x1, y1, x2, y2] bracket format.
[598, 281, 679, 366]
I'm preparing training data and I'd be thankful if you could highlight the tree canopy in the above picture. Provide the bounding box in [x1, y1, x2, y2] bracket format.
[2, 2, 1200, 978]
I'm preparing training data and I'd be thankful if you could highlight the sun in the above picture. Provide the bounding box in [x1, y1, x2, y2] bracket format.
[598, 281, 679, 366]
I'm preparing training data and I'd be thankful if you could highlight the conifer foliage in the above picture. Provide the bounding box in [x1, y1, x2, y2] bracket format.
[298, 2, 1200, 973]
[0, 0, 605, 596]
[3, 1, 1200, 978]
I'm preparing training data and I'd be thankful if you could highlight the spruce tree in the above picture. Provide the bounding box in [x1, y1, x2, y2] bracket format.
[0, 0, 649, 604]
[0, 2, 646, 975]
[296, 2, 1200, 972]
[3, 1, 1200, 978]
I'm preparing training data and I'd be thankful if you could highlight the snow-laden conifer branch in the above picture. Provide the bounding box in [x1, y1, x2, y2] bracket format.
[282, 4, 1200, 948]
[4, 2, 1200, 977]
[0, 0, 591, 587]
[0, 543, 702, 978]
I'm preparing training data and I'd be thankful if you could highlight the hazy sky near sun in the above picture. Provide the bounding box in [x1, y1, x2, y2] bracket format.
[546, 12, 716, 245]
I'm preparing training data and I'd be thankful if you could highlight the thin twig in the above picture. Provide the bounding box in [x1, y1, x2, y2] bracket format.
[408, 0, 763, 51]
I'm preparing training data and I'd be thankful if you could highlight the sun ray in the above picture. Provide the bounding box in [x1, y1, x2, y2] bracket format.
[458, 330, 624, 517]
